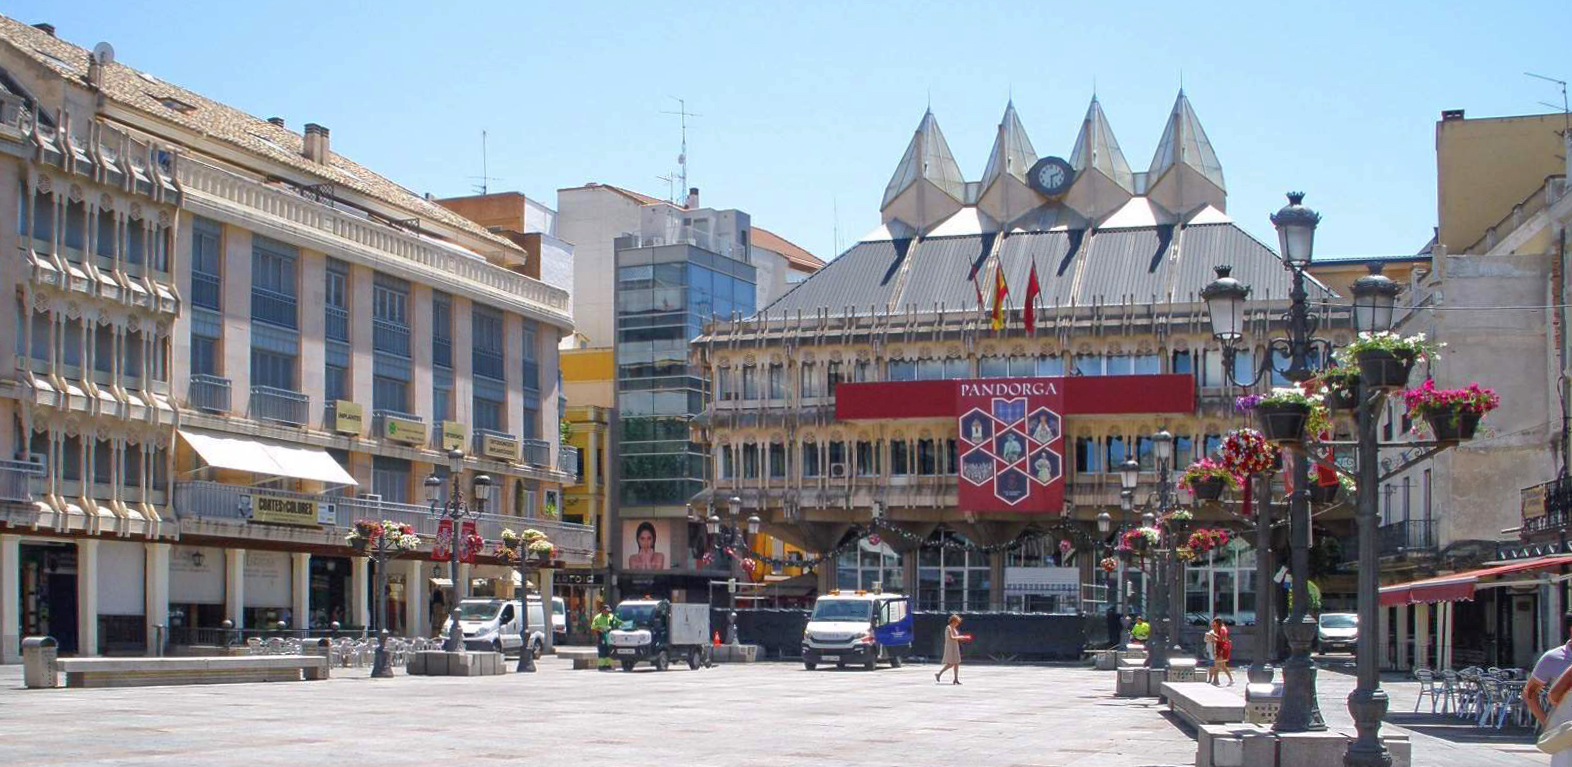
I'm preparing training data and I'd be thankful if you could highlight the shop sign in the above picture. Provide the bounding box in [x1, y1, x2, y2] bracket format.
[333, 400, 363, 436]
[556, 572, 606, 587]
[1523, 482, 1549, 520]
[244, 494, 322, 528]
[383, 414, 427, 445]
[481, 432, 521, 462]
[441, 421, 467, 452]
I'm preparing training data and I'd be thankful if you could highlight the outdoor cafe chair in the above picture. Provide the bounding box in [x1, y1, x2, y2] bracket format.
[1414, 669, 1445, 713]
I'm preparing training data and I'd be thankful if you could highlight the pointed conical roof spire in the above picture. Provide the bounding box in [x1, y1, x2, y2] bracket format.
[1069, 96, 1133, 192]
[980, 100, 1038, 188]
[881, 109, 967, 210]
[1147, 89, 1225, 192]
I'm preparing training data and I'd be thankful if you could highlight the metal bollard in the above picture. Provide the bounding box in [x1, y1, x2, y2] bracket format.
[22, 636, 59, 689]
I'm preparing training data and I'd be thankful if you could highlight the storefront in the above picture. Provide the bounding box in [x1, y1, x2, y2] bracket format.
[1380, 554, 1571, 670]
[308, 555, 352, 629]
[20, 541, 78, 654]
[169, 545, 226, 631]
[96, 540, 146, 654]
[242, 550, 293, 629]
[553, 570, 607, 642]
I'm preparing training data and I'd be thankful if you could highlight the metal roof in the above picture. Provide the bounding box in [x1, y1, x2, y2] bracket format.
[881, 110, 967, 209]
[980, 101, 1037, 189]
[756, 222, 1330, 319]
[1148, 90, 1226, 193]
[1069, 96, 1134, 192]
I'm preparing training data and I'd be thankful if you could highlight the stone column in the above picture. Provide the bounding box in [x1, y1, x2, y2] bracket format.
[350, 556, 370, 629]
[404, 558, 428, 638]
[411, 285, 434, 421]
[452, 296, 474, 426]
[225, 548, 246, 628]
[298, 252, 327, 428]
[1415, 602, 1431, 670]
[77, 538, 100, 656]
[145, 543, 170, 656]
[505, 313, 524, 437]
[291, 552, 311, 630]
[989, 551, 1006, 611]
[220, 227, 253, 397]
[349, 265, 375, 410]
[539, 568, 556, 653]
[1395, 604, 1410, 671]
[1, 534, 19, 663]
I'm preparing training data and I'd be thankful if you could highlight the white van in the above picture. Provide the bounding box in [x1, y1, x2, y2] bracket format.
[440, 598, 547, 657]
[802, 591, 913, 670]
[527, 595, 568, 644]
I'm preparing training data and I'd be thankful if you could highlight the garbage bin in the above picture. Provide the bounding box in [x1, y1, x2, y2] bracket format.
[22, 636, 58, 689]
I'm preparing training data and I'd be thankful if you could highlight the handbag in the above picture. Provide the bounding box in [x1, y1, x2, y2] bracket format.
[1538, 721, 1572, 754]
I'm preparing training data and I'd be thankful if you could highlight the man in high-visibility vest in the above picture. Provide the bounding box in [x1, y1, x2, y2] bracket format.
[590, 603, 619, 671]
[1131, 617, 1151, 644]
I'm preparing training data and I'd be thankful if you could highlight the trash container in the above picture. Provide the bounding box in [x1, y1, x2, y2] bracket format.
[22, 636, 58, 689]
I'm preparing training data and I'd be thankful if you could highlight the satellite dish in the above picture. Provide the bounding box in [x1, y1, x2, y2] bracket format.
[92, 42, 115, 65]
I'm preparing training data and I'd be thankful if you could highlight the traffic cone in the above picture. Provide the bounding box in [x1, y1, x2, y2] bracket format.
[712, 630, 722, 646]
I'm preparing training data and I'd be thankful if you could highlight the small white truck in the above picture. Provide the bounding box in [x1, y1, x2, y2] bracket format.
[606, 599, 711, 671]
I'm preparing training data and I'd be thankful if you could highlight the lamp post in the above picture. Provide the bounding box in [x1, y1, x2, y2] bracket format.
[1118, 490, 1133, 619]
[426, 450, 491, 654]
[1200, 191, 1330, 733]
[706, 495, 760, 645]
[1152, 429, 1186, 665]
[1118, 462, 1140, 625]
[1248, 470, 1277, 685]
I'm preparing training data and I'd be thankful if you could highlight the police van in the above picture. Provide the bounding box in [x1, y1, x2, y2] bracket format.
[801, 590, 913, 670]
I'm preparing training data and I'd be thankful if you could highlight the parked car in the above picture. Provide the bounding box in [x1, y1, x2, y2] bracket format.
[1316, 612, 1358, 654]
[439, 598, 544, 657]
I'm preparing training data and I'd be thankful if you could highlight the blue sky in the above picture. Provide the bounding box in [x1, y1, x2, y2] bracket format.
[13, 1, 1568, 261]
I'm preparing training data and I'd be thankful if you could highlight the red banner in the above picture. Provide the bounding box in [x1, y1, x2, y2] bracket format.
[433, 518, 454, 560]
[459, 520, 480, 564]
[835, 374, 1194, 421]
[957, 379, 1065, 513]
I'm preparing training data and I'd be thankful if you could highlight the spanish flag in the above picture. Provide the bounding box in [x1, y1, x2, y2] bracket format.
[990, 264, 1009, 332]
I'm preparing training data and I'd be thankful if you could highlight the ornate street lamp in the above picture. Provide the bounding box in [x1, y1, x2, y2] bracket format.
[428, 450, 491, 654]
[712, 495, 752, 645]
[1119, 458, 1141, 492]
[1350, 263, 1401, 336]
[1096, 511, 1112, 534]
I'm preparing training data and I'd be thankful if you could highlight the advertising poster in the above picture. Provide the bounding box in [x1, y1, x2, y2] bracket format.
[623, 519, 673, 570]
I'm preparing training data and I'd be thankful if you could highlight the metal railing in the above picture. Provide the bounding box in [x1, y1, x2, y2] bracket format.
[187, 374, 231, 413]
[373, 318, 410, 357]
[1379, 519, 1436, 555]
[0, 459, 43, 503]
[373, 409, 424, 438]
[325, 305, 349, 342]
[472, 428, 518, 458]
[558, 445, 580, 477]
[521, 438, 551, 468]
[250, 385, 309, 426]
[250, 287, 299, 329]
[173, 481, 597, 563]
[433, 337, 452, 369]
[190, 271, 221, 310]
[473, 349, 505, 380]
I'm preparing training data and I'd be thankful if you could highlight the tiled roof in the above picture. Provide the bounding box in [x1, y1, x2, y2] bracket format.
[757, 222, 1332, 319]
[0, 15, 522, 254]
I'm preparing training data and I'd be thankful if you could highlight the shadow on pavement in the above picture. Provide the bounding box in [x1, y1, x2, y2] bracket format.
[1385, 712, 1539, 746]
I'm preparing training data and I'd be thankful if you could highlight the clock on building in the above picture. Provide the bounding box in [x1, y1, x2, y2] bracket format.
[1027, 156, 1076, 197]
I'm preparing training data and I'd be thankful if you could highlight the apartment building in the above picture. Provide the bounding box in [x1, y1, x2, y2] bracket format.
[0, 17, 591, 660]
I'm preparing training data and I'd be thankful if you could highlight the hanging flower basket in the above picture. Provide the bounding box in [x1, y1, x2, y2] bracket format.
[1343, 332, 1439, 390]
[1307, 481, 1342, 505]
[1426, 410, 1482, 443]
[1319, 367, 1361, 411]
[1355, 349, 1413, 390]
[1220, 429, 1280, 478]
[1402, 381, 1498, 444]
[1179, 458, 1237, 502]
[1121, 526, 1161, 554]
[1100, 556, 1118, 573]
[1187, 528, 1231, 554]
[1163, 509, 1195, 536]
[1255, 401, 1312, 445]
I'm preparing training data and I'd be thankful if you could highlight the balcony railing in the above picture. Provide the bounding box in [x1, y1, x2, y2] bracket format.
[521, 438, 551, 468]
[324, 305, 349, 342]
[1379, 519, 1436, 556]
[173, 481, 596, 564]
[558, 445, 580, 478]
[373, 318, 410, 357]
[250, 287, 299, 330]
[187, 374, 232, 413]
[250, 386, 309, 426]
[190, 271, 221, 310]
[1, 459, 44, 503]
[433, 337, 452, 369]
[522, 360, 540, 392]
[473, 428, 520, 462]
[473, 349, 505, 380]
[1522, 478, 1572, 538]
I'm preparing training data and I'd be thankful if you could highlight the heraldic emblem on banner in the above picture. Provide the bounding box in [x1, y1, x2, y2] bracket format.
[957, 385, 1065, 511]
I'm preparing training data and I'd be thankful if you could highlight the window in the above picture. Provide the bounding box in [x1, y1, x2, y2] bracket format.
[945, 438, 958, 475]
[1009, 356, 1036, 377]
[61, 318, 82, 368]
[1036, 355, 1065, 376]
[855, 440, 880, 477]
[1074, 354, 1102, 376]
[521, 321, 539, 391]
[433, 370, 453, 421]
[325, 363, 347, 403]
[126, 221, 145, 265]
[474, 395, 504, 433]
[1105, 435, 1128, 473]
[1172, 350, 1193, 375]
[890, 440, 910, 476]
[800, 363, 822, 398]
[251, 237, 298, 329]
[1137, 435, 1154, 471]
[917, 439, 938, 476]
[1075, 436, 1101, 474]
[472, 305, 505, 381]
[837, 540, 903, 593]
[826, 361, 843, 395]
[918, 531, 990, 611]
[62, 200, 86, 252]
[1183, 542, 1259, 625]
[61, 435, 81, 481]
[887, 359, 916, 382]
[742, 443, 760, 479]
[324, 264, 349, 343]
[92, 324, 113, 374]
[432, 293, 453, 369]
[741, 366, 759, 400]
[720, 446, 735, 480]
[124, 329, 143, 379]
[917, 360, 944, 380]
[92, 439, 113, 484]
[1105, 355, 1133, 376]
[373, 275, 410, 357]
[371, 456, 411, 504]
[979, 357, 1008, 378]
[251, 349, 294, 390]
[1203, 433, 1223, 460]
[767, 364, 785, 399]
[828, 441, 847, 474]
[190, 217, 222, 311]
[1133, 354, 1161, 375]
[1175, 435, 1195, 468]
[27, 188, 52, 242]
[852, 360, 874, 382]
[716, 368, 733, 401]
[192, 333, 219, 377]
[373, 375, 408, 413]
[802, 442, 821, 478]
[768, 442, 786, 479]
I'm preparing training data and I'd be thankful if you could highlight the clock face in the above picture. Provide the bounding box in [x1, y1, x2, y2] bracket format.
[1027, 157, 1075, 196]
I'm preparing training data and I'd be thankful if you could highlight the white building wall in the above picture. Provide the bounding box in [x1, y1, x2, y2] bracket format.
[557, 187, 644, 347]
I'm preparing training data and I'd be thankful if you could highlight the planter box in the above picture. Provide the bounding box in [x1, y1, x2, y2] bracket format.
[1191, 477, 1228, 502]
[1255, 402, 1311, 445]
[1355, 349, 1414, 390]
[1307, 482, 1341, 505]
[1324, 387, 1359, 411]
[1425, 410, 1481, 443]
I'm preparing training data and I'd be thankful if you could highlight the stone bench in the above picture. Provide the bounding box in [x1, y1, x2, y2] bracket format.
[1197, 724, 1412, 767]
[1160, 682, 1246, 729]
[406, 650, 505, 676]
[557, 647, 599, 670]
[48, 655, 328, 689]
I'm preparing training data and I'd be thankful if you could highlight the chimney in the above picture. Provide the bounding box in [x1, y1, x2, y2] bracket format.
[686, 187, 700, 209]
[267, 117, 285, 127]
[1441, 109, 1465, 121]
[302, 123, 330, 164]
[32, 23, 55, 37]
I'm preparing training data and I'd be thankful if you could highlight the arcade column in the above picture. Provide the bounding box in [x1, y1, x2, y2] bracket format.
[145, 543, 170, 655]
[225, 548, 246, 628]
[291, 553, 310, 630]
[350, 556, 370, 629]
[76, 537, 99, 657]
[1, 534, 18, 663]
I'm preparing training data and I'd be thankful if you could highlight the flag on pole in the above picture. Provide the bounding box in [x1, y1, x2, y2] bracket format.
[990, 265, 1009, 332]
[1023, 263, 1042, 335]
[967, 257, 985, 309]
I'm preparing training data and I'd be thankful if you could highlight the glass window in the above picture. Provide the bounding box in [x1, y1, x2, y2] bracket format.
[1009, 356, 1036, 377]
[887, 360, 916, 382]
[1106, 355, 1133, 376]
[250, 349, 295, 390]
[1074, 354, 1102, 376]
[1105, 435, 1128, 473]
[800, 363, 821, 398]
[828, 441, 846, 473]
[855, 441, 880, 477]
[1133, 354, 1161, 375]
[1203, 433, 1223, 460]
[916, 531, 990, 611]
[917, 360, 944, 381]
[768, 443, 786, 479]
[767, 364, 785, 399]
[836, 540, 903, 594]
[945, 359, 970, 379]
[826, 361, 843, 395]
[802, 442, 820, 478]
[741, 366, 758, 400]
[720, 446, 735, 480]
[742, 443, 760, 479]
[891, 441, 910, 476]
[917, 439, 938, 476]
[1172, 350, 1193, 375]
[473, 396, 504, 433]
[1175, 435, 1194, 468]
[1075, 437, 1101, 474]
[373, 375, 408, 413]
[371, 456, 411, 504]
[191, 333, 219, 377]
[1037, 355, 1065, 376]
[325, 363, 347, 403]
[979, 357, 1009, 378]
[1137, 436, 1155, 471]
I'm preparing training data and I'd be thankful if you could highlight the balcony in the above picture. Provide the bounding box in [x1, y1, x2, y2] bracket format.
[473, 428, 521, 462]
[1522, 478, 1572, 538]
[0, 459, 43, 503]
[373, 318, 410, 357]
[173, 481, 596, 565]
[249, 386, 309, 426]
[190, 271, 221, 310]
[473, 349, 505, 381]
[324, 305, 349, 342]
[187, 374, 232, 413]
[250, 287, 298, 330]
[558, 445, 580, 478]
[521, 438, 552, 468]
[1379, 519, 1436, 556]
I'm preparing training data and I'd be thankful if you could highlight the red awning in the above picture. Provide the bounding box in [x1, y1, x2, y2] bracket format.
[1379, 555, 1572, 606]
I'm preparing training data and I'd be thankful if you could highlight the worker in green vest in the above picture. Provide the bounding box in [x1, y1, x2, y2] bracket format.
[590, 602, 619, 671]
[1131, 616, 1151, 644]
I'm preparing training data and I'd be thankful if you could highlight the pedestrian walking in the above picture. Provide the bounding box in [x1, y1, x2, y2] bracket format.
[1105, 606, 1123, 650]
[1528, 612, 1572, 764]
[590, 602, 618, 672]
[1204, 617, 1234, 686]
[934, 614, 967, 685]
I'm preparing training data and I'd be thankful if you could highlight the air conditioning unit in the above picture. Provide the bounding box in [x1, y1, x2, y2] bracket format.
[359, 493, 383, 503]
[829, 463, 848, 479]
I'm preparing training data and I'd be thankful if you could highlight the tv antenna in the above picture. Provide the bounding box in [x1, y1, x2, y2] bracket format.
[468, 129, 505, 195]
[660, 97, 701, 202]
[656, 172, 678, 203]
[1525, 72, 1570, 134]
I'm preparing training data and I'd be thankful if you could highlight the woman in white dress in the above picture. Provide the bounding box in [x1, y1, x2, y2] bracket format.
[934, 615, 965, 685]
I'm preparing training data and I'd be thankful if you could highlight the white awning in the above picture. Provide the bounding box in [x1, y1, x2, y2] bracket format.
[179, 430, 357, 487]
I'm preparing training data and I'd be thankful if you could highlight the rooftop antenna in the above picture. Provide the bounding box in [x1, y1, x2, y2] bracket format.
[468, 130, 504, 195]
[1525, 72, 1570, 134]
[661, 97, 701, 202]
[656, 172, 677, 203]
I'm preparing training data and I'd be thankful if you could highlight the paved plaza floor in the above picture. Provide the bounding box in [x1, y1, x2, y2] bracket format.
[0, 655, 1554, 767]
